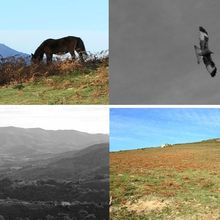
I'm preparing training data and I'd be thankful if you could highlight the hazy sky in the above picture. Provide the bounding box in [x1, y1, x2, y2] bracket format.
[110, 0, 220, 104]
[0, 106, 109, 134]
[110, 108, 220, 151]
[0, 0, 108, 54]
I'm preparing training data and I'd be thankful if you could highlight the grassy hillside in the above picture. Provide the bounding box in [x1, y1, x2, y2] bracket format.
[110, 139, 220, 220]
[0, 54, 108, 104]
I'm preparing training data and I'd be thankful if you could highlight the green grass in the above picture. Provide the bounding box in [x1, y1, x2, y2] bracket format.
[0, 66, 108, 104]
[110, 140, 220, 219]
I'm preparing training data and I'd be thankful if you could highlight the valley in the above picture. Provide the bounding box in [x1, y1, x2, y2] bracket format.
[0, 127, 109, 220]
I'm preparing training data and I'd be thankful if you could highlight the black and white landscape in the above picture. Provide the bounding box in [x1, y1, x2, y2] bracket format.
[0, 126, 109, 220]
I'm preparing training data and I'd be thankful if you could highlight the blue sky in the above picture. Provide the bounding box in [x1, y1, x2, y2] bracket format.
[110, 108, 220, 151]
[0, 0, 108, 54]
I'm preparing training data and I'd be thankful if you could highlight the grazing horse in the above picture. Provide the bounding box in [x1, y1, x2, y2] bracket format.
[31, 36, 87, 64]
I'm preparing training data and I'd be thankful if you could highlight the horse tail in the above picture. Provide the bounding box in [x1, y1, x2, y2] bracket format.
[76, 38, 87, 55]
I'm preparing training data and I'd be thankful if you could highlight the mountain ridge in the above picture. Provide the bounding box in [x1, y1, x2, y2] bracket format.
[0, 43, 29, 58]
[8, 142, 109, 181]
[0, 126, 108, 163]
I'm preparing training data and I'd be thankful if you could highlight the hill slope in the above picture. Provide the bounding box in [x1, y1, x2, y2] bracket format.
[0, 142, 109, 219]
[110, 139, 220, 219]
[10, 143, 109, 180]
[0, 126, 108, 165]
[0, 59, 109, 104]
[0, 43, 28, 57]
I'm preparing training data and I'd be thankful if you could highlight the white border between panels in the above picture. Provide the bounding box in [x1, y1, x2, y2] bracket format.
[109, 105, 220, 108]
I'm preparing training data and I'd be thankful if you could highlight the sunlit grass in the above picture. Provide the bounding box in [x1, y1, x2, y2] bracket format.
[110, 140, 220, 219]
[0, 52, 108, 104]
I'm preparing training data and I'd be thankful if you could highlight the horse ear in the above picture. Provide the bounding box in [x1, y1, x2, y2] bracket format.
[31, 53, 34, 57]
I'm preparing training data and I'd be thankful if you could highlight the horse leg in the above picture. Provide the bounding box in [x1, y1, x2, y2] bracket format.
[46, 54, 53, 64]
[70, 51, 76, 61]
[79, 52, 84, 63]
[76, 50, 84, 63]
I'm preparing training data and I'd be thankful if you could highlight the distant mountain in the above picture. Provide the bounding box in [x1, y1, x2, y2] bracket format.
[0, 43, 29, 58]
[0, 126, 108, 163]
[10, 143, 109, 181]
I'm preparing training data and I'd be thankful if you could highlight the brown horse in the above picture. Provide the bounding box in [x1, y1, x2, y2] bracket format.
[31, 36, 87, 64]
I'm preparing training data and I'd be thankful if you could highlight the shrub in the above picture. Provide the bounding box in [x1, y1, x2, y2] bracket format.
[0, 51, 108, 86]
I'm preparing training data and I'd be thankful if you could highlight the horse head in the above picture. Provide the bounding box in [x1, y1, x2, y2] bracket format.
[31, 53, 41, 64]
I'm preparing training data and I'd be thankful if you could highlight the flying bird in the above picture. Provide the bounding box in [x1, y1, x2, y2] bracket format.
[194, 26, 217, 77]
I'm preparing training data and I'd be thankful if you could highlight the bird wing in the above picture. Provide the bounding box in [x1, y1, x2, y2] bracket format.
[203, 54, 217, 77]
[199, 26, 209, 51]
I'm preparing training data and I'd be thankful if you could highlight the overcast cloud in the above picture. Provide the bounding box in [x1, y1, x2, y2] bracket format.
[0, 106, 109, 134]
[110, 0, 220, 104]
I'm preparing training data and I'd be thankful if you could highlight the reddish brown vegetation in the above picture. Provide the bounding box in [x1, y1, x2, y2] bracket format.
[110, 142, 220, 219]
[110, 144, 220, 174]
[0, 53, 109, 86]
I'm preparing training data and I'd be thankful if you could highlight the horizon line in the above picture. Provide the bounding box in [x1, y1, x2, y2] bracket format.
[110, 137, 220, 152]
[0, 126, 109, 135]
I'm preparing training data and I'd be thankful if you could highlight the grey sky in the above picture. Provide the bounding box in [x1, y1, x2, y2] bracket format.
[0, 106, 109, 134]
[110, 0, 220, 104]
